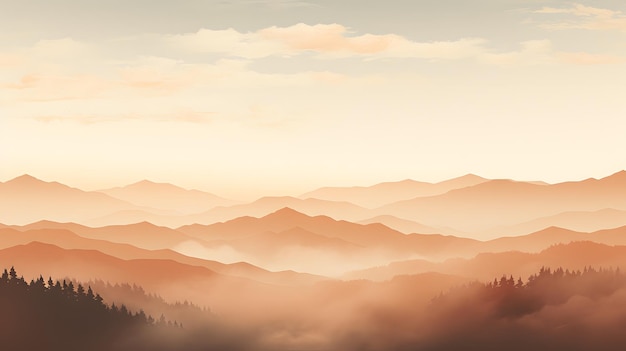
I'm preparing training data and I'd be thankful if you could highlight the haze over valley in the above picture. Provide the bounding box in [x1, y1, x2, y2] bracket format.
[2, 0, 626, 349]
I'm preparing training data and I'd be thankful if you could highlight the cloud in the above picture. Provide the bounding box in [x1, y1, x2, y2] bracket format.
[167, 23, 624, 66]
[4, 73, 111, 101]
[3, 22, 623, 129]
[0, 39, 362, 128]
[0, 53, 21, 67]
[258, 23, 393, 54]
[167, 23, 489, 60]
[535, 4, 626, 31]
[32, 110, 214, 125]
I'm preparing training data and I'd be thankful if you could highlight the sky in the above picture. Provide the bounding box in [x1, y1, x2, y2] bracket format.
[1, 0, 625, 200]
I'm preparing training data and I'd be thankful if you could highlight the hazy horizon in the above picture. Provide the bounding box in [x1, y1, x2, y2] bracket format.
[1, 169, 624, 202]
[3, 2, 626, 350]
[2, 0, 625, 199]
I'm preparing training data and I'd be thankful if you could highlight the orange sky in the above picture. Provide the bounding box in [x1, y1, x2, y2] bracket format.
[1, 1, 625, 200]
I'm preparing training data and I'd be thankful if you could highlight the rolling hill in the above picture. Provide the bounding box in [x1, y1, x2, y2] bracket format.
[300, 174, 488, 208]
[379, 171, 626, 235]
[346, 241, 626, 282]
[0, 226, 327, 286]
[0, 175, 152, 225]
[98, 180, 238, 214]
[484, 208, 626, 237]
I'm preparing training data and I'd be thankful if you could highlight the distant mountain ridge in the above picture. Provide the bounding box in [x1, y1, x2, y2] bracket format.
[299, 174, 489, 208]
[3, 171, 626, 240]
[0, 226, 326, 286]
[345, 240, 626, 281]
[483, 208, 626, 237]
[0, 175, 146, 225]
[379, 171, 626, 235]
[98, 180, 239, 214]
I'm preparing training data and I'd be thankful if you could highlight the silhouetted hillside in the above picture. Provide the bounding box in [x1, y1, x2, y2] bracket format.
[0, 267, 256, 351]
[338, 266, 626, 351]
[0, 266, 164, 350]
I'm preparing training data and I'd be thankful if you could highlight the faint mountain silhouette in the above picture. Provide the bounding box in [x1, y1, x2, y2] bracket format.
[0, 226, 327, 286]
[186, 197, 373, 224]
[484, 208, 626, 237]
[0, 175, 172, 225]
[347, 241, 626, 281]
[357, 215, 467, 236]
[379, 171, 626, 235]
[300, 174, 488, 208]
[98, 180, 238, 214]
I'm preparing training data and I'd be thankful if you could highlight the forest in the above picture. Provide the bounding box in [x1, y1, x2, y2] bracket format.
[344, 266, 626, 351]
[0, 267, 248, 351]
[3, 265, 626, 350]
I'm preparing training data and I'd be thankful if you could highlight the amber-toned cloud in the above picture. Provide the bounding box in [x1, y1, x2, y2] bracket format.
[0, 42, 356, 126]
[167, 23, 625, 65]
[168, 23, 488, 60]
[536, 3, 626, 31]
[3, 6, 626, 198]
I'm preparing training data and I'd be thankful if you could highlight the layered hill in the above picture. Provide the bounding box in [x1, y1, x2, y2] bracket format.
[346, 241, 626, 281]
[0, 242, 471, 328]
[484, 208, 626, 237]
[0, 226, 326, 286]
[357, 215, 466, 236]
[0, 242, 302, 317]
[15, 220, 197, 250]
[180, 208, 479, 255]
[379, 171, 626, 235]
[189, 196, 373, 224]
[0, 175, 154, 225]
[300, 174, 488, 208]
[98, 180, 238, 214]
[177, 208, 480, 275]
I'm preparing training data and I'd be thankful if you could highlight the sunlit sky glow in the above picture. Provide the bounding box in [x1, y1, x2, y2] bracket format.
[1, 0, 625, 200]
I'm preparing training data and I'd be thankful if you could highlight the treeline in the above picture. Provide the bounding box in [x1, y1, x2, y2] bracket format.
[335, 266, 626, 351]
[432, 266, 626, 318]
[0, 267, 176, 350]
[76, 279, 214, 329]
[0, 267, 259, 351]
[419, 266, 626, 351]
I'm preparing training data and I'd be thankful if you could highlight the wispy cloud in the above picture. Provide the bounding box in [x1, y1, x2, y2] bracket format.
[33, 111, 215, 125]
[535, 3, 626, 31]
[167, 23, 488, 60]
[3, 21, 624, 128]
[167, 23, 625, 65]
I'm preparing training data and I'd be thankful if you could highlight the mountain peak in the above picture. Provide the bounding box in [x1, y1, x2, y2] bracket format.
[127, 179, 176, 188]
[442, 173, 487, 184]
[459, 173, 484, 180]
[7, 174, 44, 184]
[134, 179, 158, 185]
[264, 207, 310, 219]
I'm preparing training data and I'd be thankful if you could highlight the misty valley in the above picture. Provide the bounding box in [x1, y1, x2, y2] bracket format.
[2, 171, 626, 350]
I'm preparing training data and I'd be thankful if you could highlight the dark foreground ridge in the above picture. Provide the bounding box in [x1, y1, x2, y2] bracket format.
[0, 267, 246, 351]
[342, 266, 626, 351]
